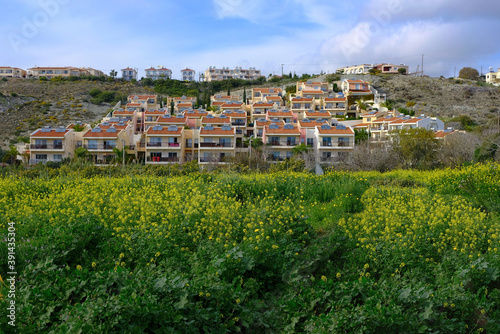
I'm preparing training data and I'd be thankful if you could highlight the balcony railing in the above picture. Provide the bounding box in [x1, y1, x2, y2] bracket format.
[146, 142, 181, 147]
[199, 142, 233, 148]
[148, 157, 180, 162]
[83, 144, 116, 150]
[199, 157, 228, 163]
[266, 141, 298, 146]
[319, 142, 352, 148]
[232, 122, 246, 126]
[31, 144, 63, 150]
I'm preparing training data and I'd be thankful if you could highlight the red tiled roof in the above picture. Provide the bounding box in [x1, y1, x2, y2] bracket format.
[201, 116, 231, 124]
[317, 126, 354, 135]
[264, 124, 300, 135]
[31, 128, 70, 137]
[299, 120, 329, 128]
[200, 128, 234, 135]
[291, 97, 313, 102]
[305, 111, 331, 118]
[146, 126, 183, 135]
[267, 110, 294, 117]
[324, 97, 346, 102]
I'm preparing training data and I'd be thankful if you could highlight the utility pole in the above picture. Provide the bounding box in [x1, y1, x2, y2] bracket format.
[421, 54, 424, 77]
[454, 67, 456, 78]
[281, 64, 284, 77]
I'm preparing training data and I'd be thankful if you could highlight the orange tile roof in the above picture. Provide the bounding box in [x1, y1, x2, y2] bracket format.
[346, 79, 369, 83]
[200, 128, 234, 135]
[435, 130, 457, 138]
[305, 111, 331, 118]
[222, 102, 243, 108]
[31, 128, 70, 137]
[157, 116, 187, 124]
[127, 103, 142, 107]
[292, 97, 313, 102]
[177, 103, 193, 107]
[324, 97, 346, 102]
[302, 90, 325, 94]
[181, 68, 195, 71]
[253, 88, 282, 93]
[255, 120, 273, 126]
[253, 103, 275, 108]
[145, 110, 166, 115]
[264, 124, 300, 135]
[299, 120, 329, 128]
[265, 96, 282, 100]
[371, 116, 401, 123]
[317, 126, 354, 135]
[213, 101, 225, 106]
[201, 116, 231, 124]
[267, 110, 294, 117]
[113, 110, 135, 115]
[146, 126, 183, 135]
[223, 111, 247, 117]
[83, 128, 124, 138]
[184, 111, 208, 118]
[128, 95, 156, 99]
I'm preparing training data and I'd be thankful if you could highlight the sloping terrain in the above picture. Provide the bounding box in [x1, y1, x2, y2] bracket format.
[0, 79, 153, 148]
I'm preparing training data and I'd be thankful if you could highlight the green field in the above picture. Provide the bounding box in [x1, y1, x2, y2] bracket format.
[1, 164, 500, 333]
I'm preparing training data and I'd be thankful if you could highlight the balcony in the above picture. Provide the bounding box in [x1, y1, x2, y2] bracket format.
[319, 141, 353, 148]
[232, 122, 246, 126]
[266, 140, 298, 147]
[147, 157, 180, 163]
[146, 142, 181, 148]
[199, 142, 233, 148]
[199, 157, 228, 163]
[84, 144, 116, 150]
[31, 144, 63, 150]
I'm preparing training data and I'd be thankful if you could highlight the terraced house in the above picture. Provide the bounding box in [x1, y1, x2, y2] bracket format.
[29, 126, 75, 164]
[0, 66, 26, 78]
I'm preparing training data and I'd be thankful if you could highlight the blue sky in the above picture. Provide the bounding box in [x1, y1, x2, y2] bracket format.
[2, 0, 500, 79]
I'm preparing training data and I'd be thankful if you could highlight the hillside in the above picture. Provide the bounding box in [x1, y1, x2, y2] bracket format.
[361, 74, 500, 125]
[1, 75, 500, 148]
[0, 79, 154, 148]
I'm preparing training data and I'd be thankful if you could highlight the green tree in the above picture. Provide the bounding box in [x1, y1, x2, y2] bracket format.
[458, 67, 479, 80]
[2, 145, 19, 165]
[391, 128, 440, 169]
[243, 86, 247, 104]
[110, 70, 117, 79]
[398, 68, 407, 75]
[355, 129, 369, 144]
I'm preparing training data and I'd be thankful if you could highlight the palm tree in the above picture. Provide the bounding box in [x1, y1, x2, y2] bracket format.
[2, 145, 19, 165]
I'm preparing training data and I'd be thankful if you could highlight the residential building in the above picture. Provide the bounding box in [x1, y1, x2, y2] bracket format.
[201, 114, 231, 128]
[198, 125, 235, 163]
[145, 67, 172, 80]
[83, 121, 132, 165]
[254, 118, 275, 138]
[304, 110, 332, 122]
[251, 88, 282, 103]
[145, 124, 184, 164]
[0, 67, 26, 78]
[27, 66, 81, 78]
[337, 64, 373, 75]
[251, 101, 277, 120]
[486, 68, 500, 85]
[263, 123, 300, 161]
[203, 66, 262, 81]
[374, 63, 409, 74]
[323, 95, 347, 117]
[122, 67, 137, 81]
[314, 124, 355, 164]
[144, 109, 167, 131]
[211, 94, 239, 103]
[157, 114, 188, 127]
[267, 109, 295, 124]
[127, 95, 158, 110]
[29, 126, 74, 164]
[290, 97, 314, 116]
[181, 68, 196, 81]
[297, 81, 329, 93]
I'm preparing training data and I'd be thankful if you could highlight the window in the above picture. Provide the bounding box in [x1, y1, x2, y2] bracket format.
[286, 137, 296, 146]
[269, 136, 280, 145]
[219, 138, 231, 147]
[104, 140, 115, 149]
[35, 139, 47, 148]
[150, 137, 162, 146]
[322, 137, 332, 146]
[306, 138, 314, 146]
[53, 154, 63, 161]
[87, 140, 97, 149]
[35, 154, 47, 162]
[54, 139, 62, 149]
[338, 137, 350, 147]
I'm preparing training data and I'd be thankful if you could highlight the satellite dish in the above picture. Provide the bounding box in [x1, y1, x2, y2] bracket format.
[158, 65, 163, 69]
